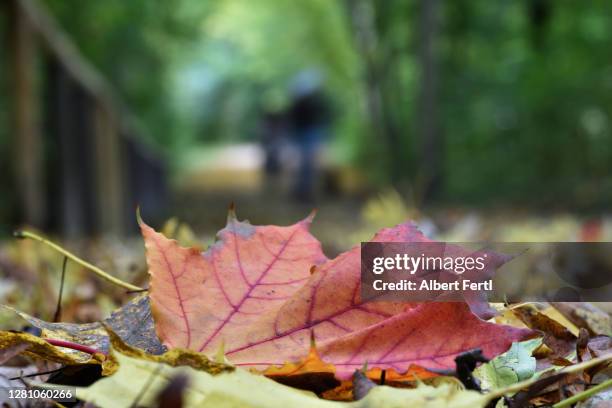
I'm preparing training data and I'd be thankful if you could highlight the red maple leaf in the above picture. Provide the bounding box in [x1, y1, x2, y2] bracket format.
[141, 211, 532, 379]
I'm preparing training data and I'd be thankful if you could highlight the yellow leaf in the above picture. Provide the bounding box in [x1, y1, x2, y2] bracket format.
[102, 326, 232, 376]
[71, 351, 488, 408]
[0, 330, 101, 365]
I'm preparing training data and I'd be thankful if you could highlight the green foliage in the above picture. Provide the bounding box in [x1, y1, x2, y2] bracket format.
[438, 1, 612, 205]
[179, 0, 363, 151]
[32, 0, 612, 205]
[42, 0, 213, 152]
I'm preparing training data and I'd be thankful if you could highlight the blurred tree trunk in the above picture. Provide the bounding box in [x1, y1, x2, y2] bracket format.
[6, 0, 46, 227]
[416, 0, 442, 200]
[344, 0, 402, 183]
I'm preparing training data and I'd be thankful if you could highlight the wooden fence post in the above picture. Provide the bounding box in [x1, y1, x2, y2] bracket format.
[7, 0, 45, 227]
[94, 105, 124, 236]
[4, 0, 167, 236]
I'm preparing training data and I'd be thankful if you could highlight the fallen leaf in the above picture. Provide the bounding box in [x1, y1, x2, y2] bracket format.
[578, 328, 594, 363]
[64, 351, 489, 408]
[320, 381, 355, 401]
[261, 335, 437, 394]
[319, 365, 446, 401]
[487, 352, 612, 407]
[4, 295, 165, 357]
[261, 335, 339, 393]
[475, 338, 542, 390]
[579, 369, 612, 408]
[0, 330, 101, 366]
[588, 336, 612, 358]
[102, 325, 232, 376]
[352, 369, 377, 400]
[552, 302, 612, 337]
[143, 213, 532, 379]
[0, 342, 29, 365]
[104, 294, 165, 354]
[512, 303, 576, 359]
[6, 305, 110, 351]
[541, 305, 580, 336]
[506, 371, 568, 407]
[142, 210, 328, 351]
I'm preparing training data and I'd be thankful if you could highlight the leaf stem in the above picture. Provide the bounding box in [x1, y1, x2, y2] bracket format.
[53, 256, 68, 322]
[45, 338, 105, 356]
[14, 230, 143, 291]
[9, 366, 65, 380]
[553, 378, 612, 408]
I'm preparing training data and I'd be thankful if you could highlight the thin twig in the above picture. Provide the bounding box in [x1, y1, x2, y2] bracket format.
[45, 338, 105, 356]
[53, 256, 68, 322]
[488, 353, 612, 401]
[126, 288, 149, 294]
[14, 230, 142, 291]
[9, 367, 65, 381]
[553, 378, 612, 408]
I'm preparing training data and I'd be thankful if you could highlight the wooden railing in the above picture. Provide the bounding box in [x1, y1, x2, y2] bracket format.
[3, 0, 166, 237]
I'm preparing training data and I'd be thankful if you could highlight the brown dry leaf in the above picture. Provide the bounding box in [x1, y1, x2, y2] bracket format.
[102, 325, 232, 376]
[493, 306, 529, 327]
[319, 368, 445, 402]
[4, 295, 165, 357]
[513, 303, 577, 359]
[542, 305, 580, 336]
[578, 328, 595, 363]
[587, 336, 612, 358]
[321, 381, 354, 401]
[0, 342, 29, 364]
[262, 338, 339, 394]
[0, 330, 102, 366]
[552, 302, 612, 337]
[8, 306, 109, 350]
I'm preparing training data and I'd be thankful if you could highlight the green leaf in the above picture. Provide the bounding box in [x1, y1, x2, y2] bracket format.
[475, 338, 543, 391]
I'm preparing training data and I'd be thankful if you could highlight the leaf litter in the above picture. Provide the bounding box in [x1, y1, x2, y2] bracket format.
[1, 208, 612, 407]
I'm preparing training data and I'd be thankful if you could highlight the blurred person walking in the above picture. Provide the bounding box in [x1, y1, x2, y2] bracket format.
[288, 69, 331, 203]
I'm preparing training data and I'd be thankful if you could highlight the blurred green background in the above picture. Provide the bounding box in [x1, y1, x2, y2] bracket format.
[1, 0, 612, 239]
